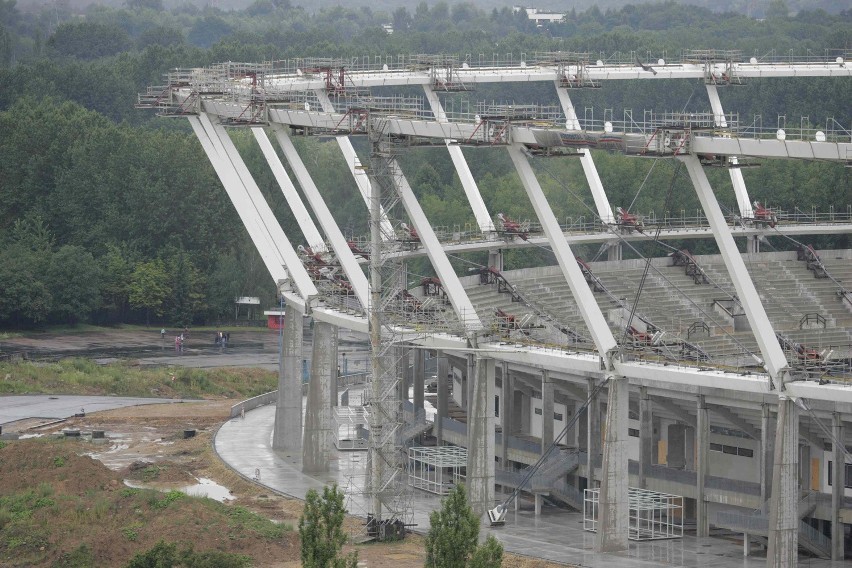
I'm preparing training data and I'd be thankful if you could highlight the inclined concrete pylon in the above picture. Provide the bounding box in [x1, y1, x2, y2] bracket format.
[273, 304, 303, 452]
[595, 376, 629, 553]
[302, 320, 338, 472]
[467, 356, 496, 517]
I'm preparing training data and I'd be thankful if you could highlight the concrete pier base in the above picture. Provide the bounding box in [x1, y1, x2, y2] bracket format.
[273, 305, 303, 452]
[595, 376, 629, 553]
[766, 396, 799, 567]
[302, 321, 337, 473]
[467, 357, 495, 517]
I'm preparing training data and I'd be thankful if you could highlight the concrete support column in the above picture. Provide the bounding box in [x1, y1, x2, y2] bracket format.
[273, 304, 303, 452]
[413, 348, 425, 412]
[466, 354, 475, 412]
[696, 395, 709, 538]
[467, 357, 496, 517]
[534, 493, 543, 517]
[668, 424, 687, 469]
[303, 321, 337, 472]
[832, 413, 845, 561]
[401, 344, 412, 402]
[766, 396, 799, 566]
[520, 390, 531, 435]
[500, 362, 512, 466]
[435, 351, 449, 446]
[639, 387, 652, 488]
[541, 373, 554, 453]
[595, 376, 629, 553]
[587, 378, 601, 484]
[800, 443, 811, 492]
[488, 249, 503, 271]
[761, 404, 776, 503]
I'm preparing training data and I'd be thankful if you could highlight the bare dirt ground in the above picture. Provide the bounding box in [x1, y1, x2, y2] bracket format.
[2, 328, 565, 567]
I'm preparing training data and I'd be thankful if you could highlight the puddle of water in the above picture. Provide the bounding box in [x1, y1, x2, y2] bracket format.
[123, 477, 235, 502]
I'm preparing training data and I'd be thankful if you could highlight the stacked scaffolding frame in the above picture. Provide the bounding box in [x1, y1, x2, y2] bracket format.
[407, 446, 467, 495]
[333, 406, 369, 450]
[584, 487, 683, 540]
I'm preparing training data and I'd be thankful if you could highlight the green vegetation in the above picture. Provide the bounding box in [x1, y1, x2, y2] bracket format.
[0, 0, 847, 329]
[0, 358, 277, 398]
[299, 484, 358, 568]
[125, 540, 251, 568]
[425, 484, 503, 568]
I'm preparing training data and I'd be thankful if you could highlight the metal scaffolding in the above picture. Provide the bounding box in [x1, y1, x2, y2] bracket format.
[584, 487, 684, 541]
[407, 446, 467, 495]
[333, 406, 369, 451]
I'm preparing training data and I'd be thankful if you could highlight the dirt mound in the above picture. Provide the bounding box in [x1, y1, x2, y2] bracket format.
[0, 438, 298, 567]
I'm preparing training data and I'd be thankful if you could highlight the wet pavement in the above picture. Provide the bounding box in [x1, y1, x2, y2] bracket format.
[215, 404, 847, 567]
[0, 395, 196, 427]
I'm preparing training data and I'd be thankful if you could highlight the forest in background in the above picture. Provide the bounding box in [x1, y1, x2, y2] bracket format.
[0, 0, 849, 327]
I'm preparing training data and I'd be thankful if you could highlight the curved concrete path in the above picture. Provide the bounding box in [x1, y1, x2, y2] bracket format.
[0, 395, 196, 427]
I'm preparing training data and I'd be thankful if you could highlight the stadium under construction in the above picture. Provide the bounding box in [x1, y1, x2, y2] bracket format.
[139, 50, 852, 566]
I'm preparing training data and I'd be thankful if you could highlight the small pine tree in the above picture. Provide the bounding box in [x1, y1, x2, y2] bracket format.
[424, 484, 503, 568]
[299, 484, 358, 568]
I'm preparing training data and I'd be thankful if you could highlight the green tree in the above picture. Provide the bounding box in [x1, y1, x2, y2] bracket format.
[425, 484, 503, 568]
[128, 259, 170, 326]
[298, 484, 358, 568]
[47, 245, 101, 324]
[47, 21, 130, 59]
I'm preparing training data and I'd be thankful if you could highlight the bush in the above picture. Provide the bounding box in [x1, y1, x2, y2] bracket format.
[425, 485, 503, 568]
[125, 540, 250, 568]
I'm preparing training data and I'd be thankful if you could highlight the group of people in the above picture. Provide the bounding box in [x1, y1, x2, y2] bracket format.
[215, 331, 230, 347]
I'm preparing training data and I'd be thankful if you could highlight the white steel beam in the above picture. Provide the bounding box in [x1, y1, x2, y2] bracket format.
[555, 84, 614, 223]
[188, 116, 289, 287]
[387, 157, 483, 332]
[706, 85, 753, 218]
[423, 86, 495, 233]
[272, 126, 371, 309]
[680, 155, 789, 385]
[508, 144, 618, 357]
[313, 90, 395, 239]
[201, 114, 318, 301]
[251, 127, 325, 251]
[265, 62, 852, 92]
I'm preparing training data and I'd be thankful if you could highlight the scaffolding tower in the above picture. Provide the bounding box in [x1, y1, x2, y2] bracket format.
[361, 113, 414, 541]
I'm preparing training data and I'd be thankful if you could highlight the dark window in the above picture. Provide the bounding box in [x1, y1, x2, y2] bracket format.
[628, 428, 639, 438]
[554, 412, 563, 421]
[534, 408, 542, 415]
[738, 448, 754, 458]
[831, 462, 852, 489]
[723, 445, 737, 455]
[494, 395, 499, 418]
[710, 443, 723, 452]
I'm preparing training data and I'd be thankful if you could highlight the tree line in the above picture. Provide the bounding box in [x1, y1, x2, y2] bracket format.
[0, 0, 848, 327]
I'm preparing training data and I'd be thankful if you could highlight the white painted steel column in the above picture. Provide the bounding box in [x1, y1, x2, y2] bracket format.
[766, 396, 799, 567]
[680, 155, 790, 385]
[508, 144, 626, 552]
[188, 116, 288, 286]
[436, 350, 449, 446]
[314, 90, 394, 238]
[508, 144, 617, 356]
[555, 85, 614, 223]
[389, 158, 483, 331]
[202, 115, 319, 301]
[251, 127, 325, 251]
[706, 85, 753, 218]
[423, 86, 496, 233]
[272, 127, 370, 309]
[273, 304, 303, 452]
[467, 356, 496, 517]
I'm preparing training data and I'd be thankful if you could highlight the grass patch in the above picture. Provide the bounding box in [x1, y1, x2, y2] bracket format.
[0, 358, 277, 399]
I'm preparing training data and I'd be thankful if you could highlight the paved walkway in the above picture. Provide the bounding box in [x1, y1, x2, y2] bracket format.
[0, 395, 195, 426]
[215, 404, 845, 568]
